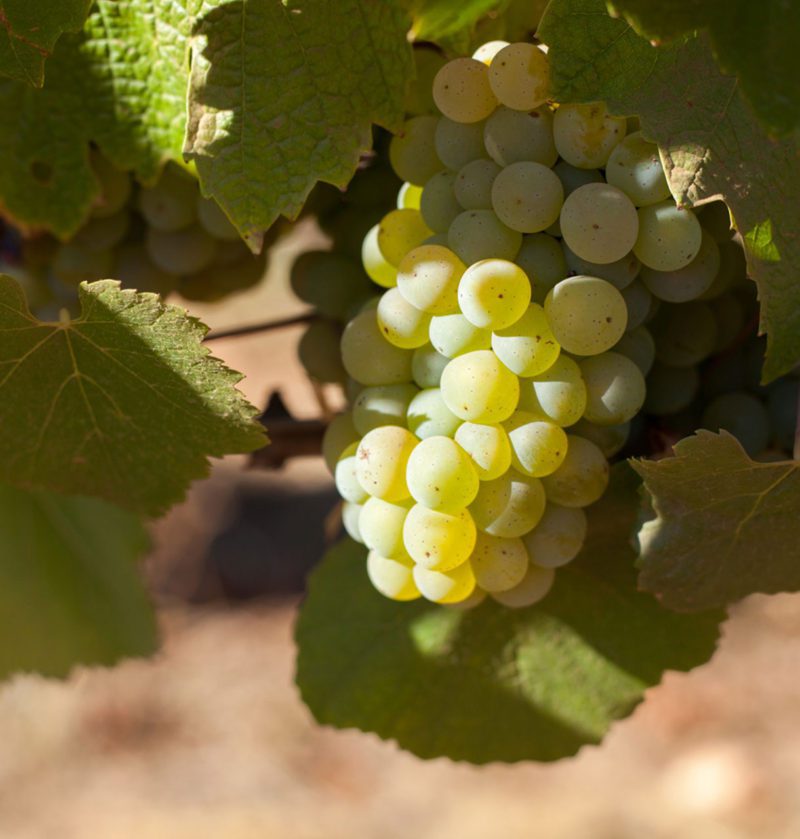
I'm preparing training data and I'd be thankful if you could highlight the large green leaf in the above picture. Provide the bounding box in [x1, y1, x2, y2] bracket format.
[607, 0, 800, 134]
[539, 0, 800, 382]
[0, 276, 265, 517]
[0, 0, 91, 86]
[407, 0, 505, 42]
[0, 483, 157, 678]
[633, 432, 800, 612]
[295, 466, 722, 763]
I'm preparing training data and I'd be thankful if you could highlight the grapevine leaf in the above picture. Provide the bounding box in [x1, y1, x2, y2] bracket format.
[0, 276, 265, 517]
[0, 0, 91, 87]
[406, 0, 505, 42]
[633, 432, 800, 612]
[295, 466, 722, 763]
[606, 0, 800, 134]
[539, 0, 800, 382]
[0, 483, 157, 679]
[183, 0, 414, 251]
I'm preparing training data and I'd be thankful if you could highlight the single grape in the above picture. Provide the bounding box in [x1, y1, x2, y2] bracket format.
[640, 230, 720, 302]
[491, 303, 561, 377]
[377, 287, 432, 349]
[405, 46, 447, 116]
[579, 351, 646, 425]
[52, 244, 113, 286]
[413, 561, 477, 604]
[650, 302, 718, 367]
[433, 57, 498, 123]
[361, 224, 398, 288]
[406, 388, 462, 439]
[146, 226, 218, 274]
[90, 152, 132, 219]
[139, 166, 198, 231]
[360, 496, 413, 558]
[412, 345, 450, 388]
[491, 161, 564, 234]
[355, 425, 418, 502]
[552, 160, 603, 197]
[644, 363, 699, 415]
[541, 435, 609, 508]
[353, 383, 420, 435]
[197, 196, 240, 240]
[389, 115, 443, 185]
[434, 117, 488, 170]
[458, 258, 532, 330]
[322, 412, 359, 473]
[454, 159, 502, 210]
[470, 532, 529, 592]
[298, 320, 348, 383]
[561, 242, 640, 290]
[560, 183, 639, 265]
[472, 40, 509, 64]
[397, 182, 423, 210]
[516, 234, 568, 303]
[406, 435, 480, 512]
[368, 551, 421, 601]
[522, 503, 587, 568]
[377, 209, 433, 267]
[290, 251, 372, 319]
[429, 313, 491, 357]
[613, 326, 656, 376]
[605, 131, 671, 206]
[341, 308, 413, 385]
[490, 564, 554, 607]
[72, 210, 130, 253]
[335, 443, 369, 504]
[448, 210, 522, 264]
[403, 505, 477, 571]
[570, 418, 630, 458]
[634, 201, 702, 271]
[702, 391, 771, 457]
[470, 470, 546, 537]
[553, 102, 626, 169]
[702, 349, 746, 401]
[521, 354, 587, 427]
[396, 244, 465, 315]
[454, 422, 512, 481]
[488, 42, 549, 111]
[621, 280, 655, 331]
[483, 106, 557, 167]
[420, 171, 462, 233]
[440, 350, 520, 423]
[503, 411, 569, 477]
[342, 501, 364, 543]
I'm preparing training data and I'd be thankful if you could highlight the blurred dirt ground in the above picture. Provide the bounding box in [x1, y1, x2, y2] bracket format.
[2, 224, 799, 838]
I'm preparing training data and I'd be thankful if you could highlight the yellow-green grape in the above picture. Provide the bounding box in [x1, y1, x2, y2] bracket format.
[613, 325, 656, 376]
[491, 564, 555, 607]
[560, 183, 639, 265]
[454, 159, 502, 210]
[406, 435, 480, 512]
[579, 352, 646, 425]
[368, 551, 421, 601]
[90, 153, 132, 219]
[360, 496, 412, 558]
[491, 161, 564, 234]
[138, 166, 197, 231]
[491, 303, 560, 377]
[113, 244, 179, 294]
[458, 259, 532, 330]
[72, 210, 130, 253]
[516, 234, 568, 304]
[640, 230, 720, 303]
[541, 435, 609, 508]
[407, 388, 461, 439]
[397, 182, 423, 210]
[355, 425, 418, 502]
[433, 57, 498, 124]
[146, 226, 218, 274]
[445, 586, 487, 610]
[448, 209, 522, 264]
[441, 350, 520, 423]
[523, 354, 587, 426]
[503, 411, 569, 477]
[605, 131, 671, 207]
[571, 418, 631, 458]
[389, 116, 443, 185]
[405, 46, 447, 116]
[322, 412, 359, 473]
[378, 209, 433, 267]
[290, 251, 372, 320]
[470, 470, 546, 537]
[634, 201, 703, 271]
[544, 276, 628, 356]
[403, 505, 477, 571]
[52, 244, 113, 286]
[335, 442, 369, 504]
[429, 313, 491, 357]
[621, 280, 654, 331]
[197, 196, 240, 240]
[488, 42, 549, 111]
[651, 301, 718, 367]
[553, 102, 626, 169]
[553, 160, 604, 197]
[644, 363, 700, 415]
[377, 287, 431, 349]
[484, 106, 557, 167]
[353, 383, 420, 435]
[472, 39, 509, 64]
[298, 320, 347, 383]
[435, 117, 488, 170]
[412, 345, 450, 388]
[561, 242, 640, 291]
[413, 561, 477, 604]
[397, 244, 466, 315]
[342, 501, 364, 543]
[454, 422, 512, 481]
[420, 171, 462, 233]
[470, 532, 529, 592]
[361, 224, 397, 288]
[341, 308, 413, 385]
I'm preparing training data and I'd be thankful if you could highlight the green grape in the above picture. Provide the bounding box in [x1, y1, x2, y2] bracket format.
[377, 287, 432, 349]
[503, 411, 568, 477]
[579, 351, 646, 425]
[360, 496, 412, 558]
[571, 418, 630, 457]
[541, 435, 609, 507]
[552, 160, 603, 197]
[701, 391, 770, 457]
[699, 200, 734, 243]
[397, 182, 423, 210]
[367, 551, 421, 601]
[605, 131, 671, 207]
[433, 57, 498, 124]
[553, 102, 626, 169]
[470, 470, 546, 537]
[72, 210, 130, 253]
[516, 234, 567, 303]
[454, 160, 501, 210]
[472, 39, 509, 64]
[559, 183, 639, 265]
[434, 117, 488, 170]
[397, 244, 465, 315]
[405, 46, 447, 115]
[483, 106, 557, 167]
[342, 501, 364, 543]
[651, 302, 718, 367]
[644, 363, 699, 415]
[488, 43, 549, 111]
[429, 313, 491, 357]
[335, 442, 369, 504]
[353, 383, 419, 435]
[361, 224, 398, 288]
[341, 308, 413, 385]
[322, 412, 359, 473]
[458, 258, 532, 330]
[420, 171, 462, 233]
[544, 276, 627, 355]
[413, 561, 477, 604]
[146, 225, 218, 274]
[423, 233, 451, 247]
[767, 379, 797, 451]
[412, 345, 450, 388]
[613, 325, 656, 376]
[377, 209, 433, 267]
[561, 242, 640, 290]
[454, 422, 512, 481]
[448, 210, 522, 264]
[52, 244, 113, 286]
[491, 161, 564, 234]
[355, 425, 418, 502]
[406, 435, 480, 512]
[712, 293, 746, 352]
[491, 303, 560, 377]
[404, 505, 477, 571]
[179, 247, 266, 302]
[389, 116, 443, 185]
[620, 279, 653, 331]
[634, 201, 702, 271]
[440, 350, 520, 422]
[197, 196, 240, 240]
[490, 564, 554, 607]
[702, 349, 746, 400]
[298, 320, 347, 383]
[522, 503, 587, 568]
[521, 354, 587, 426]
[291, 250, 371, 319]
[138, 166, 197, 231]
[470, 532, 529, 592]
[640, 230, 720, 302]
[90, 153, 132, 219]
[407, 388, 461, 439]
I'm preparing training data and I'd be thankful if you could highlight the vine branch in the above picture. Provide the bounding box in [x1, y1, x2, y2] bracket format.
[204, 311, 316, 342]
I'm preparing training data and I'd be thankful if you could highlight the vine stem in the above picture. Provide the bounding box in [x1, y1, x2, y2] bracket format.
[794, 385, 800, 461]
[203, 311, 316, 342]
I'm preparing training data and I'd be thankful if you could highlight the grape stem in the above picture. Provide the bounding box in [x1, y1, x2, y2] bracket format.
[203, 311, 317, 342]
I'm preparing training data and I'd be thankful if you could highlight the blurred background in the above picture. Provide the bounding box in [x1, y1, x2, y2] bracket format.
[2, 222, 799, 839]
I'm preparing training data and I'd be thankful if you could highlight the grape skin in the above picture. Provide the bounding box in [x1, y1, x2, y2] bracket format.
[360, 497, 412, 558]
[454, 422, 512, 481]
[403, 505, 477, 571]
[406, 387, 462, 439]
[522, 504, 587, 568]
[448, 209, 522, 264]
[433, 58, 498, 124]
[491, 564, 554, 607]
[470, 532, 529, 592]
[406, 435, 480, 512]
[491, 161, 564, 234]
[488, 43, 549, 111]
[355, 425, 418, 502]
[541, 435, 609, 508]
[368, 551, 421, 601]
[440, 350, 520, 423]
[454, 159, 502, 210]
[458, 258, 532, 330]
[341, 308, 414, 385]
[634, 201, 702, 272]
[397, 244, 465, 315]
[469, 470, 546, 537]
[578, 351, 646, 425]
[389, 115, 443, 185]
